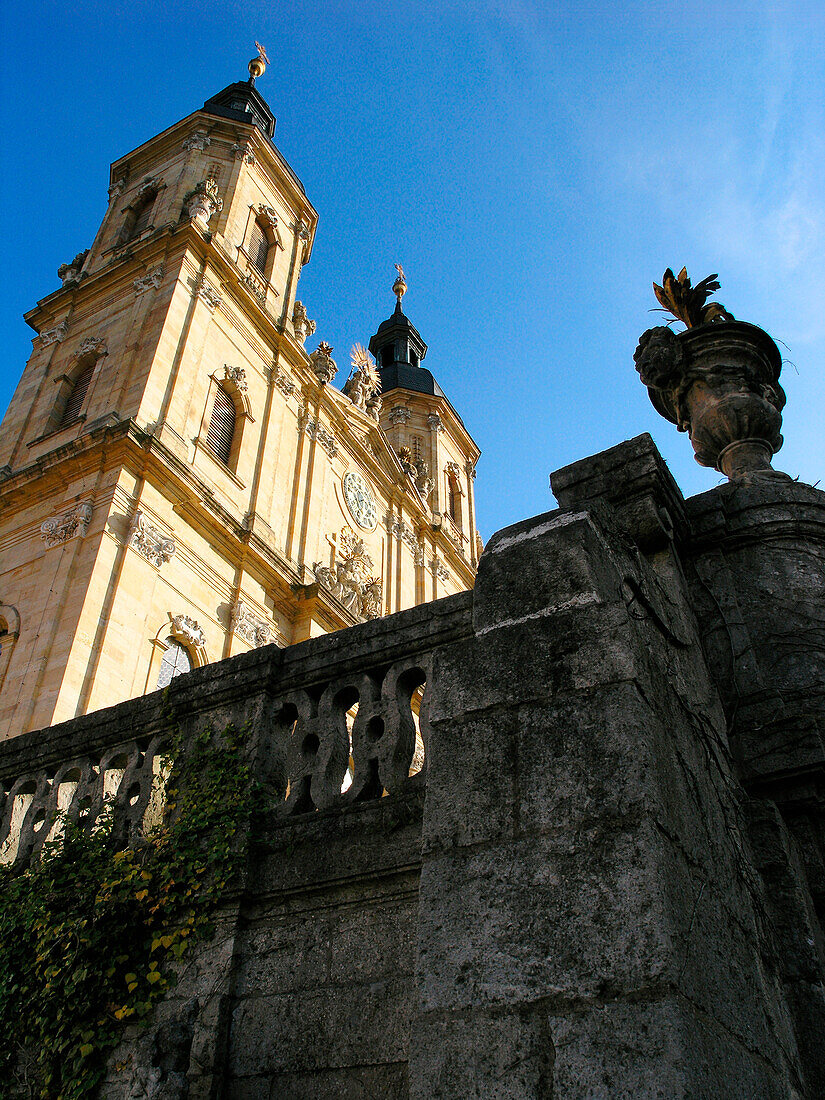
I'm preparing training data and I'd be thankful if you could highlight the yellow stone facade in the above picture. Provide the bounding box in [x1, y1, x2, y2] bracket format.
[0, 72, 479, 740]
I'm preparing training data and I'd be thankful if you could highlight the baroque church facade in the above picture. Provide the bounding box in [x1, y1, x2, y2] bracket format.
[0, 55, 480, 740]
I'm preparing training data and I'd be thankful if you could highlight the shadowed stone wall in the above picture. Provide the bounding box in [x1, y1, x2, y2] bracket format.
[3, 434, 823, 1098]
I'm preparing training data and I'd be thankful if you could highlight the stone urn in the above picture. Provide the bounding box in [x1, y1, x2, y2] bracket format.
[185, 178, 223, 228]
[634, 320, 788, 480]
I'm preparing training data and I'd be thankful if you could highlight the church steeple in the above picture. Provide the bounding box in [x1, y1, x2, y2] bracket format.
[202, 44, 276, 139]
[369, 266, 435, 396]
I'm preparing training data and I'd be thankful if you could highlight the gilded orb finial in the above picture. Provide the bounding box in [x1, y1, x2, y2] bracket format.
[248, 41, 269, 84]
[393, 263, 407, 307]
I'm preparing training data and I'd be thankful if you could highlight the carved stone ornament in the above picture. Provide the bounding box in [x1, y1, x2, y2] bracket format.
[185, 178, 223, 227]
[389, 405, 411, 426]
[171, 614, 206, 650]
[182, 129, 211, 151]
[298, 406, 338, 458]
[39, 321, 69, 348]
[384, 514, 425, 566]
[313, 527, 383, 621]
[256, 204, 278, 228]
[427, 412, 443, 433]
[129, 510, 176, 567]
[223, 364, 248, 393]
[40, 500, 93, 549]
[446, 461, 462, 481]
[271, 364, 296, 400]
[196, 275, 222, 312]
[291, 300, 316, 345]
[108, 177, 127, 201]
[77, 337, 108, 360]
[414, 460, 432, 498]
[243, 269, 268, 305]
[231, 141, 256, 165]
[308, 342, 337, 385]
[634, 320, 789, 480]
[137, 176, 164, 200]
[430, 556, 450, 583]
[232, 601, 273, 648]
[133, 266, 164, 294]
[57, 249, 89, 286]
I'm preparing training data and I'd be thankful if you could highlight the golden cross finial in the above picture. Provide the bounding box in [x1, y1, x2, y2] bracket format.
[255, 41, 270, 64]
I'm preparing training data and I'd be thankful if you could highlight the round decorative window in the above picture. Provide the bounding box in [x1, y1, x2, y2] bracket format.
[342, 470, 378, 530]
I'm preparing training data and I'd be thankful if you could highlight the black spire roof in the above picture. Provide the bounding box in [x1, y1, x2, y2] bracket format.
[202, 80, 276, 139]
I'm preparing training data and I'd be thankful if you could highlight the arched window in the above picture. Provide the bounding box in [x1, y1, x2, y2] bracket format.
[206, 385, 236, 465]
[249, 218, 270, 276]
[0, 605, 21, 694]
[131, 195, 155, 238]
[448, 473, 461, 524]
[60, 360, 95, 426]
[119, 188, 158, 245]
[156, 638, 192, 689]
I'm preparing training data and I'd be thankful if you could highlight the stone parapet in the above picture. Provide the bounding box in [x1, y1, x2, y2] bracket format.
[3, 438, 824, 1098]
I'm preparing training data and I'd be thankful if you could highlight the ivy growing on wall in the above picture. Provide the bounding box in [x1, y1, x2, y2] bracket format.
[0, 720, 261, 1099]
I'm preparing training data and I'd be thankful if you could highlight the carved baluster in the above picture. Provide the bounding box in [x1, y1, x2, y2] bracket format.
[0, 772, 51, 867]
[100, 741, 150, 843]
[346, 672, 385, 802]
[280, 690, 322, 815]
[39, 757, 97, 848]
[379, 659, 429, 793]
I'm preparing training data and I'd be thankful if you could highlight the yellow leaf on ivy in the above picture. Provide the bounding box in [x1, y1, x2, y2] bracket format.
[147, 971, 162, 984]
[79, 1044, 94, 1058]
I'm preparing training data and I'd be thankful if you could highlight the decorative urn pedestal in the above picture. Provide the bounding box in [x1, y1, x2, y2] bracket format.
[634, 319, 788, 481]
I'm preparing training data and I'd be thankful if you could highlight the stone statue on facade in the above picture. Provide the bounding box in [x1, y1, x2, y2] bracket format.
[313, 527, 383, 620]
[635, 268, 788, 481]
[344, 344, 381, 411]
[57, 249, 89, 287]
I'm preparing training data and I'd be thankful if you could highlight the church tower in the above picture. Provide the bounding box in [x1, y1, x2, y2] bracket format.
[0, 50, 480, 740]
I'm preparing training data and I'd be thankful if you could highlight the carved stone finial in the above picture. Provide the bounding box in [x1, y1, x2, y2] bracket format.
[634, 320, 788, 481]
[393, 263, 407, 307]
[184, 179, 223, 227]
[653, 267, 735, 329]
[249, 41, 269, 84]
[292, 300, 316, 345]
[309, 342, 337, 385]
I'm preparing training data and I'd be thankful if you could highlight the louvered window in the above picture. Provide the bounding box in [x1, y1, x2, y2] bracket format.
[156, 638, 192, 689]
[60, 362, 95, 426]
[412, 435, 423, 461]
[130, 195, 155, 239]
[448, 477, 460, 523]
[206, 386, 236, 465]
[249, 219, 269, 275]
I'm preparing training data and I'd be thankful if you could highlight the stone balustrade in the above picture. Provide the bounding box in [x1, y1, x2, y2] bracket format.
[0, 589, 472, 873]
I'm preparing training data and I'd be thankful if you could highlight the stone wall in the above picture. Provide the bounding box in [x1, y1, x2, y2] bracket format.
[2, 434, 823, 1098]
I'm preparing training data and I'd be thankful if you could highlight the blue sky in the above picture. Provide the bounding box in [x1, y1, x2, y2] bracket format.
[2, 1, 823, 538]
